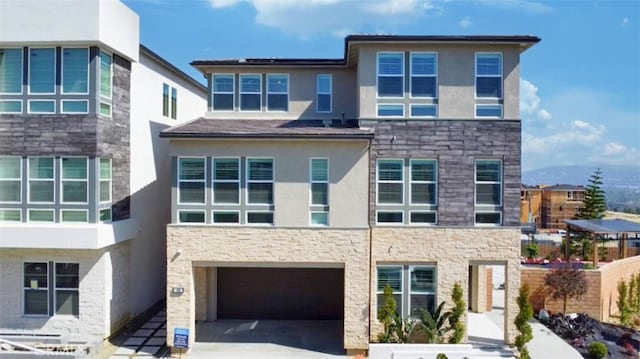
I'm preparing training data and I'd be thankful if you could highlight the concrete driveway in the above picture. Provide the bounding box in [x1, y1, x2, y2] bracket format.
[190, 320, 347, 359]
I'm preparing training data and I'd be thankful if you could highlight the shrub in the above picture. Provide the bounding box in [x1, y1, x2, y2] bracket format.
[526, 244, 539, 259]
[514, 284, 533, 359]
[377, 285, 413, 343]
[618, 280, 631, 326]
[416, 302, 451, 344]
[587, 341, 607, 359]
[448, 282, 466, 344]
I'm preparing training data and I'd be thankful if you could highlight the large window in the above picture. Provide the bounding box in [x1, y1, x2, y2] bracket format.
[377, 159, 403, 205]
[377, 265, 436, 319]
[240, 74, 261, 111]
[246, 158, 273, 205]
[23, 262, 79, 316]
[0, 156, 21, 203]
[377, 53, 404, 97]
[266, 74, 288, 111]
[475, 53, 502, 98]
[61, 157, 88, 204]
[310, 158, 328, 226]
[62, 48, 89, 94]
[28, 157, 54, 203]
[212, 158, 240, 205]
[99, 51, 112, 117]
[316, 74, 332, 113]
[99, 158, 111, 204]
[29, 48, 55, 94]
[212, 74, 234, 111]
[475, 160, 502, 225]
[178, 158, 206, 204]
[410, 53, 437, 98]
[0, 48, 23, 94]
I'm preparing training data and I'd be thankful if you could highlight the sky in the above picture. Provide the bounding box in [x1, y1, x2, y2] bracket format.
[123, 0, 640, 171]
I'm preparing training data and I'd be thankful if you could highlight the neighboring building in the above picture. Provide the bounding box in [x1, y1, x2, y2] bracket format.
[520, 185, 542, 226]
[164, 34, 539, 353]
[0, 0, 206, 342]
[541, 184, 585, 229]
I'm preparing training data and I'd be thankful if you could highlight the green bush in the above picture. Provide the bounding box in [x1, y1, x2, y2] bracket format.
[526, 244, 539, 259]
[514, 284, 533, 359]
[588, 341, 607, 359]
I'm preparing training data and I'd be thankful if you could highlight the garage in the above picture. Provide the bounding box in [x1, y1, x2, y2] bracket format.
[216, 267, 344, 320]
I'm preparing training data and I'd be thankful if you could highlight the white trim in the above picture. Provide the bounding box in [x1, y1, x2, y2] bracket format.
[0, 208, 22, 222]
[99, 50, 113, 100]
[309, 211, 329, 227]
[60, 209, 89, 223]
[170, 86, 177, 120]
[211, 210, 241, 225]
[61, 47, 89, 95]
[266, 73, 289, 112]
[28, 47, 56, 95]
[408, 265, 437, 318]
[475, 104, 503, 119]
[474, 211, 503, 227]
[376, 51, 404, 99]
[376, 158, 404, 206]
[245, 157, 274, 206]
[177, 156, 207, 205]
[0, 47, 23, 95]
[239, 73, 262, 112]
[245, 210, 274, 226]
[99, 158, 112, 204]
[0, 99, 23, 114]
[309, 157, 329, 206]
[27, 156, 55, 204]
[474, 159, 503, 226]
[409, 52, 438, 99]
[375, 210, 404, 225]
[27, 99, 56, 114]
[22, 261, 49, 317]
[211, 73, 235, 112]
[375, 265, 403, 317]
[60, 156, 88, 205]
[52, 261, 80, 317]
[474, 52, 503, 100]
[27, 209, 55, 223]
[177, 209, 207, 224]
[408, 159, 437, 206]
[0, 156, 22, 204]
[408, 210, 437, 226]
[409, 103, 437, 119]
[60, 100, 89, 114]
[316, 74, 332, 113]
[211, 157, 240, 205]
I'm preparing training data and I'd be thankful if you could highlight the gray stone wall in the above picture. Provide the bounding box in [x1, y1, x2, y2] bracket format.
[360, 119, 521, 227]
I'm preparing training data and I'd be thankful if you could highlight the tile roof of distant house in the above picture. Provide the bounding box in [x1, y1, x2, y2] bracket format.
[160, 119, 374, 140]
[546, 184, 586, 191]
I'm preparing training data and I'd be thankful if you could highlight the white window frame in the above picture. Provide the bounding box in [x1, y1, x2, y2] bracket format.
[60, 157, 88, 205]
[162, 83, 170, 117]
[316, 74, 332, 113]
[309, 158, 329, 206]
[60, 100, 89, 114]
[377, 103, 404, 118]
[408, 210, 437, 226]
[27, 100, 56, 114]
[245, 157, 274, 206]
[99, 207, 112, 222]
[0, 47, 23, 95]
[409, 159, 437, 206]
[376, 265, 404, 319]
[266, 73, 289, 112]
[376, 52, 404, 99]
[0, 156, 22, 204]
[375, 210, 404, 225]
[22, 261, 49, 317]
[409, 52, 437, 99]
[410, 104, 437, 119]
[245, 210, 274, 226]
[99, 158, 112, 204]
[211, 73, 235, 112]
[376, 159, 404, 206]
[177, 209, 206, 224]
[475, 104, 503, 119]
[27, 156, 55, 204]
[0, 208, 22, 222]
[61, 47, 90, 95]
[310, 211, 329, 227]
[408, 265, 437, 319]
[28, 47, 56, 95]
[474, 159, 503, 226]
[53, 261, 79, 317]
[475, 52, 503, 100]
[170, 87, 177, 120]
[99, 50, 113, 100]
[177, 157, 207, 205]
[28, 209, 55, 223]
[212, 157, 240, 205]
[60, 209, 89, 223]
[239, 73, 262, 112]
[211, 210, 241, 225]
[0, 100, 23, 114]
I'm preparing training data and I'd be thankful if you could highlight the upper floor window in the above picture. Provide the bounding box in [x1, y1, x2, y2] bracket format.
[28, 157, 55, 204]
[476, 104, 502, 119]
[475, 160, 502, 225]
[410, 53, 437, 98]
[178, 157, 206, 204]
[62, 48, 89, 94]
[377, 52, 404, 98]
[29, 48, 55, 94]
[0, 48, 23, 94]
[475, 53, 502, 99]
[0, 156, 21, 203]
[162, 83, 178, 119]
[212, 74, 234, 111]
[246, 158, 273, 205]
[171, 87, 177, 119]
[240, 74, 261, 111]
[212, 158, 240, 204]
[99, 51, 112, 117]
[316, 74, 332, 113]
[377, 159, 404, 205]
[61, 158, 88, 204]
[266, 74, 288, 111]
[310, 158, 329, 226]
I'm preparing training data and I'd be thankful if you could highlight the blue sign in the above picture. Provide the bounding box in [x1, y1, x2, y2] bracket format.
[174, 327, 189, 349]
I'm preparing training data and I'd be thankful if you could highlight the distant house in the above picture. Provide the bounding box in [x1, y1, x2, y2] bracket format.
[521, 185, 542, 227]
[540, 184, 585, 229]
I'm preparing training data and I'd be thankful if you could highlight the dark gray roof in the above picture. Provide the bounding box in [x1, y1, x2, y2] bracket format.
[344, 34, 541, 44]
[546, 184, 585, 191]
[191, 58, 346, 67]
[160, 119, 374, 140]
[140, 44, 207, 92]
[564, 219, 640, 234]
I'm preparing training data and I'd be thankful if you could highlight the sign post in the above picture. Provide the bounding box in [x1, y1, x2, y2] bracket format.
[173, 327, 189, 357]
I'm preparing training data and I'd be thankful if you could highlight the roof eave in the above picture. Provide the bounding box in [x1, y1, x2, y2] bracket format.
[160, 133, 374, 140]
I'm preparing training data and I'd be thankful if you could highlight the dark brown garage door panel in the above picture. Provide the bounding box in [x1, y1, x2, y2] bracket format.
[217, 268, 344, 320]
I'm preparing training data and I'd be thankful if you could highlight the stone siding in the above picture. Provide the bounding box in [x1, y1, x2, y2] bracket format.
[166, 226, 371, 351]
[360, 119, 521, 227]
[369, 227, 521, 343]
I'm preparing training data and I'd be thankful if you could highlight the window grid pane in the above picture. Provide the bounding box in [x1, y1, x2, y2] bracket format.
[476, 53, 502, 98]
[62, 158, 87, 203]
[0, 48, 22, 93]
[179, 211, 205, 223]
[310, 212, 328, 226]
[100, 52, 112, 98]
[61, 210, 88, 223]
[24, 262, 48, 316]
[171, 87, 177, 119]
[267, 74, 288, 111]
[316, 74, 331, 112]
[247, 211, 273, 224]
[29, 48, 55, 93]
[163, 84, 169, 117]
[62, 48, 88, 93]
[378, 53, 403, 97]
[212, 74, 234, 111]
[0, 157, 21, 203]
[213, 158, 240, 204]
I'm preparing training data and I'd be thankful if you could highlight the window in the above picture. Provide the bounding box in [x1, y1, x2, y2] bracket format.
[377, 265, 436, 319]
[377, 52, 404, 97]
[212, 74, 234, 111]
[0, 48, 23, 94]
[410, 160, 436, 205]
[377, 211, 403, 224]
[377, 104, 404, 117]
[246, 211, 273, 225]
[23, 262, 79, 316]
[377, 159, 403, 205]
[29, 48, 55, 94]
[266, 74, 288, 111]
[212, 158, 240, 204]
[162, 83, 169, 117]
[410, 53, 437, 98]
[475, 105, 502, 118]
[0, 209, 21, 222]
[178, 210, 206, 224]
[246, 158, 273, 205]
[0, 156, 21, 203]
[410, 104, 436, 118]
[61, 157, 88, 203]
[475, 53, 502, 98]
[240, 74, 261, 111]
[99, 158, 111, 203]
[61, 100, 88, 114]
[61, 210, 88, 223]
[162, 84, 177, 119]
[29, 209, 54, 222]
[62, 48, 89, 94]
[99, 51, 112, 117]
[316, 74, 332, 113]
[310, 158, 328, 226]
[28, 100, 55, 114]
[171, 87, 177, 119]
[28, 157, 54, 203]
[178, 158, 206, 204]
[475, 160, 502, 225]
[212, 211, 240, 224]
[0, 100, 22, 113]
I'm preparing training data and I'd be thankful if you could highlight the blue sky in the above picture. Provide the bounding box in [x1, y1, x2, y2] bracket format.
[124, 0, 640, 171]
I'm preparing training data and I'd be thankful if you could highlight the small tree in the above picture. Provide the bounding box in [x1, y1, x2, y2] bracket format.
[618, 280, 631, 326]
[514, 284, 534, 359]
[448, 282, 466, 343]
[576, 168, 606, 220]
[544, 264, 588, 313]
[635, 273, 640, 311]
[526, 244, 539, 259]
[416, 302, 451, 344]
[629, 277, 637, 313]
[377, 285, 412, 343]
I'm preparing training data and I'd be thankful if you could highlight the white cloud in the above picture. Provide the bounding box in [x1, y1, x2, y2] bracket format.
[473, 0, 554, 14]
[622, 17, 630, 27]
[603, 142, 627, 155]
[537, 109, 551, 120]
[207, 0, 439, 38]
[459, 16, 472, 28]
[520, 79, 551, 121]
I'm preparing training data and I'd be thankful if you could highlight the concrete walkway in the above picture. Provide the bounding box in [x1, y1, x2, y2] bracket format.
[100, 310, 168, 358]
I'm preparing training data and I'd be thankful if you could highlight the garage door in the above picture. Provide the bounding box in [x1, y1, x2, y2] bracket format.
[217, 267, 344, 320]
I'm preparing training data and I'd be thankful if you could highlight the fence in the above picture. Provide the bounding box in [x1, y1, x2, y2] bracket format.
[522, 242, 640, 262]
